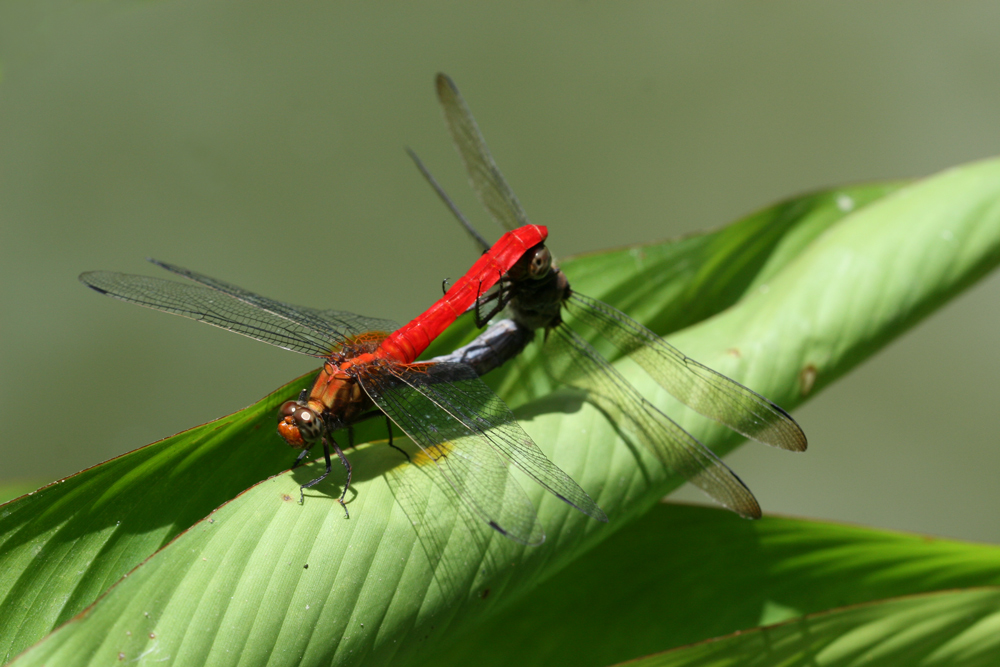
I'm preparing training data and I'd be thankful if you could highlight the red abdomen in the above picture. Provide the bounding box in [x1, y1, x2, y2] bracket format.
[378, 225, 548, 363]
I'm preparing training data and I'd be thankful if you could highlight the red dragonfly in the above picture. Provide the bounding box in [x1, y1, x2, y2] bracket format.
[79, 226, 607, 545]
[418, 74, 807, 518]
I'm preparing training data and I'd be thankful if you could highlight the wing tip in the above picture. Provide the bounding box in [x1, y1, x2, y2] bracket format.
[764, 402, 809, 452]
[556, 492, 609, 523]
[436, 72, 457, 97]
[489, 520, 547, 547]
[739, 499, 763, 520]
[760, 421, 809, 452]
[79, 271, 120, 296]
[78, 272, 111, 295]
[789, 434, 809, 452]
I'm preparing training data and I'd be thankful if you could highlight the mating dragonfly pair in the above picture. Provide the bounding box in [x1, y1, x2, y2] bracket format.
[81, 75, 806, 545]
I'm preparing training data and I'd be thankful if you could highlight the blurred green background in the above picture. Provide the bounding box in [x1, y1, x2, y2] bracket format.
[2, 2, 999, 542]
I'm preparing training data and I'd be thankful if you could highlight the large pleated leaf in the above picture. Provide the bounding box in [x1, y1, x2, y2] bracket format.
[467, 180, 906, 408]
[609, 588, 1000, 667]
[425, 502, 1000, 667]
[5, 156, 1000, 666]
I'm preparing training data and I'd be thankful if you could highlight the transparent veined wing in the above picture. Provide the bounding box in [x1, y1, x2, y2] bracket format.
[566, 293, 808, 452]
[436, 73, 530, 233]
[150, 260, 398, 342]
[359, 359, 607, 543]
[544, 323, 761, 519]
[358, 361, 544, 544]
[81, 267, 343, 357]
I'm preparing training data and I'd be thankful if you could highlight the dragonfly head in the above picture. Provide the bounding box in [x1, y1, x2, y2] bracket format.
[277, 400, 324, 448]
[508, 244, 552, 283]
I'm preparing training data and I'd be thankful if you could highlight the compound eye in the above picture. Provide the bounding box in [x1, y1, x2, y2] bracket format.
[277, 400, 323, 447]
[295, 408, 317, 428]
[529, 247, 552, 279]
[297, 407, 324, 438]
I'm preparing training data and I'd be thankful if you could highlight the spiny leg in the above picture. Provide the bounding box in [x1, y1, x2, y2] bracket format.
[473, 271, 507, 327]
[332, 437, 351, 518]
[352, 409, 410, 461]
[385, 416, 410, 462]
[299, 435, 352, 519]
[291, 448, 311, 469]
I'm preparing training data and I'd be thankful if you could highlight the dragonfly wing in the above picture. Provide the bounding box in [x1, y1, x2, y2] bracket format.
[311, 309, 399, 339]
[357, 362, 545, 545]
[566, 293, 807, 452]
[407, 148, 492, 254]
[402, 362, 606, 523]
[80, 270, 336, 357]
[545, 324, 761, 519]
[149, 260, 393, 341]
[436, 73, 531, 232]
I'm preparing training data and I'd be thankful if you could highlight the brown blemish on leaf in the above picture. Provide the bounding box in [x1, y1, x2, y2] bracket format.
[800, 364, 818, 396]
[726, 348, 742, 358]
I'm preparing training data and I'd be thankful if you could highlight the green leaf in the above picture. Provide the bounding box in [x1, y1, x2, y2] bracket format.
[5, 157, 1000, 666]
[0, 378, 309, 664]
[424, 502, 1000, 667]
[0, 483, 47, 506]
[612, 588, 1000, 667]
[427, 180, 906, 407]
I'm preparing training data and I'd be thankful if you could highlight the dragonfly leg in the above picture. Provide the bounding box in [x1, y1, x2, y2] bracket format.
[352, 410, 410, 461]
[298, 435, 352, 520]
[473, 273, 506, 328]
[331, 437, 351, 518]
[442, 277, 451, 295]
[291, 448, 311, 470]
[385, 416, 410, 462]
